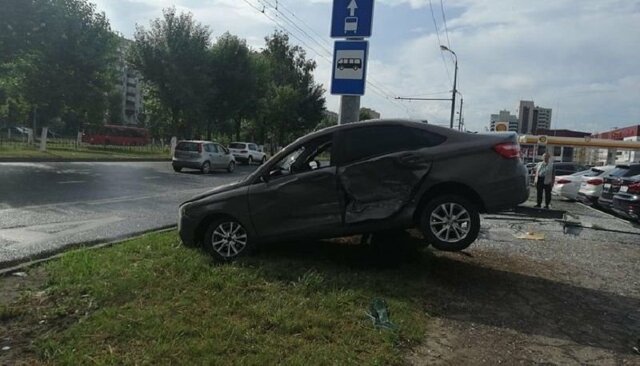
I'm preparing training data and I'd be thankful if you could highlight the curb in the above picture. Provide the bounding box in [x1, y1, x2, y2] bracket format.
[0, 225, 177, 276]
[0, 158, 171, 163]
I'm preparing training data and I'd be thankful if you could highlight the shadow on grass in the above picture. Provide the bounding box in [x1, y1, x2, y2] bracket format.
[243, 231, 639, 355]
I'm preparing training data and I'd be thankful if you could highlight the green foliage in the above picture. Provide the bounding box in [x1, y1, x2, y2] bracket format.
[0, 0, 119, 132]
[128, 7, 211, 138]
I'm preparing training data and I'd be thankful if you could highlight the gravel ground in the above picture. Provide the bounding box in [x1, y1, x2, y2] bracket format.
[408, 196, 640, 365]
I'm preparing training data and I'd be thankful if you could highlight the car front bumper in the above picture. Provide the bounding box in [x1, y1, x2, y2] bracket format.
[178, 204, 199, 247]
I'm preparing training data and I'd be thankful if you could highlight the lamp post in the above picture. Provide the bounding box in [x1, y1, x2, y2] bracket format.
[440, 45, 457, 129]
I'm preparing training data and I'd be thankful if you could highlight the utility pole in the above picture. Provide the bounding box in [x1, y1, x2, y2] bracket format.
[458, 98, 463, 131]
[440, 45, 458, 129]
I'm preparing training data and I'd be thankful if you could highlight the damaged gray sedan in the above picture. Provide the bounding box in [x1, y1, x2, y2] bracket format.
[178, 120, 529, 261]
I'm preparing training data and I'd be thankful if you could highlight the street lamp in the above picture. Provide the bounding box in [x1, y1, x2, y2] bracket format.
[440, 45, 458, 129]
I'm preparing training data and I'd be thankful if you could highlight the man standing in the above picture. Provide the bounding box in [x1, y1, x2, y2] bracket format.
[534, 152, 554, 209]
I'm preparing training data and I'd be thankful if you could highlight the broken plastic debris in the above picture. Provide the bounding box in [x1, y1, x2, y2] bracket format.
[1, 346, 10, 351]
[514, 231, 545, 240]
[366, 298, 397, 330]
[11, 272, 27, 277]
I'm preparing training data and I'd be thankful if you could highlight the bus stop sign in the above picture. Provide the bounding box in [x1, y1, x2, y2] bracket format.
[331, 0, 374, 38]
[331, 40, 368, 95]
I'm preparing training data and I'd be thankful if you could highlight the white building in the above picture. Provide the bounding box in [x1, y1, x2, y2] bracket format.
[116, 40, 144, 125]
[490, 110, 519, 132]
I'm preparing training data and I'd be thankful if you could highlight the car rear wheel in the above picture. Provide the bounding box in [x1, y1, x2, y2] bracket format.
[420, 195, 480, 252]
[260, 156, 267, 165]
[227, 161, 235, 173]
[203, 219, 252, 262]
[201, 161, 211, 174]
[173, 165, 182, 172]
[248, 156, 254, 165]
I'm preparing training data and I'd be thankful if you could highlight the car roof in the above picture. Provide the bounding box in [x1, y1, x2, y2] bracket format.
[177, 140, 215, 144]
[298, 119, 476, 145]
[229, 142, 252, 144]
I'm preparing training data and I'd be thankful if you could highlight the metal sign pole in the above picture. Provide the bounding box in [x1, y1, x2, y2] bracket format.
[339, 95, 361, 124]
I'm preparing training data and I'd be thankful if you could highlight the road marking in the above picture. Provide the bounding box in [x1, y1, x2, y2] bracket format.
[58, 180, 86, 184]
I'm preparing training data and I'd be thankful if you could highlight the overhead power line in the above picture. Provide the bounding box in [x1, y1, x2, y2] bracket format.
[242, 0, 417, 117]
[439, 0, 452, 60]
[428, 0, 452, 84]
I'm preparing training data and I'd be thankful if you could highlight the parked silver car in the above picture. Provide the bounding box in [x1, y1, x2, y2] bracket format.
[172, 141, 236, 174]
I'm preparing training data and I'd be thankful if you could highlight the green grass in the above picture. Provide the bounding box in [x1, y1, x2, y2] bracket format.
[0, 145, 169, 160]
[15, 231, 432, 365]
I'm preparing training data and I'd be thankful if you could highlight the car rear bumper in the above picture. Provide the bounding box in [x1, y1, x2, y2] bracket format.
[577, 192, 599, 205]
[483, 169, 530, 212]
[611, 195, 640, 220]
[172, 158, 204, 169]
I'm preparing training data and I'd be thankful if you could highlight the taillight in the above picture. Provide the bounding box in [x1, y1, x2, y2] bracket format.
[556, 179, 571, 184]
[493, 142, 520, 159]
[586, 178, 603, 186]
[628, 182, 640, 194]
[197, 143, 203, 153]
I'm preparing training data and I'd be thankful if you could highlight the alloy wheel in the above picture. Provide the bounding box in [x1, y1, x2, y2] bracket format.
[429, 203, 471, 243]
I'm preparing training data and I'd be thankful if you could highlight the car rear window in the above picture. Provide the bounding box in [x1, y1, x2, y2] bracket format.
[583, 168, 604, 177]
[176, 142, 200, 152]
[341, 125, 445, 164]
[608, 167, 630, 177]
[229, 143, 246, 149]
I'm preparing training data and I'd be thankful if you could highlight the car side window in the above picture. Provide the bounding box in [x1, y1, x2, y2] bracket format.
[249, 144, 257, 151]
[341, 125, 445, 165]
[209, 144, 219, 153]
[268, 134, 334, 179]
[217, 144, 228, 154]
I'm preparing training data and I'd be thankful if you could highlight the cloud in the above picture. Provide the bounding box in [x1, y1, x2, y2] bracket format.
[92, 0, 640, 132]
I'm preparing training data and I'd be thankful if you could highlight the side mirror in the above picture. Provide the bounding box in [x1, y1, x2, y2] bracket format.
[308, 161, 319, 170]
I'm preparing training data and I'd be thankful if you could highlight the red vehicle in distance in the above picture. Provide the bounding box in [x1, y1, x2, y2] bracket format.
[83, 125, 150, 146]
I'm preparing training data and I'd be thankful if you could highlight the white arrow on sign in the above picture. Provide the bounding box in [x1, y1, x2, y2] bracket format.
[347, 0, 358, 16]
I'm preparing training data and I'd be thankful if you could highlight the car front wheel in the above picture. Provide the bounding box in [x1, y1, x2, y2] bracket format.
[204, 219, 252, 262]
[248, 156, 254, 165]
[201, 161, 211, 174]
[420, 195, 480, 252]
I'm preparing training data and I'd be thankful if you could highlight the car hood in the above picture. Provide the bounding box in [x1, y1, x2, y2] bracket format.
[182, 180, 246, 204]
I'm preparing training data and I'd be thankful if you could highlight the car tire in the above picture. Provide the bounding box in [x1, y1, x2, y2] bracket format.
[419, 194, 480, 252]
[173, 165, 182, 172]
[203, 218, 253, 262]
[227, 161, 236, 173]
[201, 161, 211, 174]
[248, 156, 254, 165]
[260, 156, 267, 165]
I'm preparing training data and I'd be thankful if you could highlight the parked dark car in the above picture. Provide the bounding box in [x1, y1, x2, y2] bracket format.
[611, 175, 640, 222]
[178, 120, 529, 261]
[598, 164, 640, 211]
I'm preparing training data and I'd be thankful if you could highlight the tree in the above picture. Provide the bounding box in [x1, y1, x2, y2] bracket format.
[1, 0, 119, 132]
[209, 33, 257, 141]
[261, 31, 326, 148]
[129, 7, 211, 138]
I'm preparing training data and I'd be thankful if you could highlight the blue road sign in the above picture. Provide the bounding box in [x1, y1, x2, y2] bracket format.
[331, 0, 374, 38]
[331, 40, 368, 95]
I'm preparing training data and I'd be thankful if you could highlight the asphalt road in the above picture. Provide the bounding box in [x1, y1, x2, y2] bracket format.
[0, 162, 257, 268]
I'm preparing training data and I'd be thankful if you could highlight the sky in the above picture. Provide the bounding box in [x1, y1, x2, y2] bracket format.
[91, 0, 640, 133]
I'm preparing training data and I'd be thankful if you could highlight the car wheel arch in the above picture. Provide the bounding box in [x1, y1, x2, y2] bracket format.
[414, 182, 486, 223]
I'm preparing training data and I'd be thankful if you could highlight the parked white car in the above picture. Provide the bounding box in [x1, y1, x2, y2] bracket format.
[576, 165, 617, 205]
[552, 169, 593, 200]
[228, 142, 267, 165]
